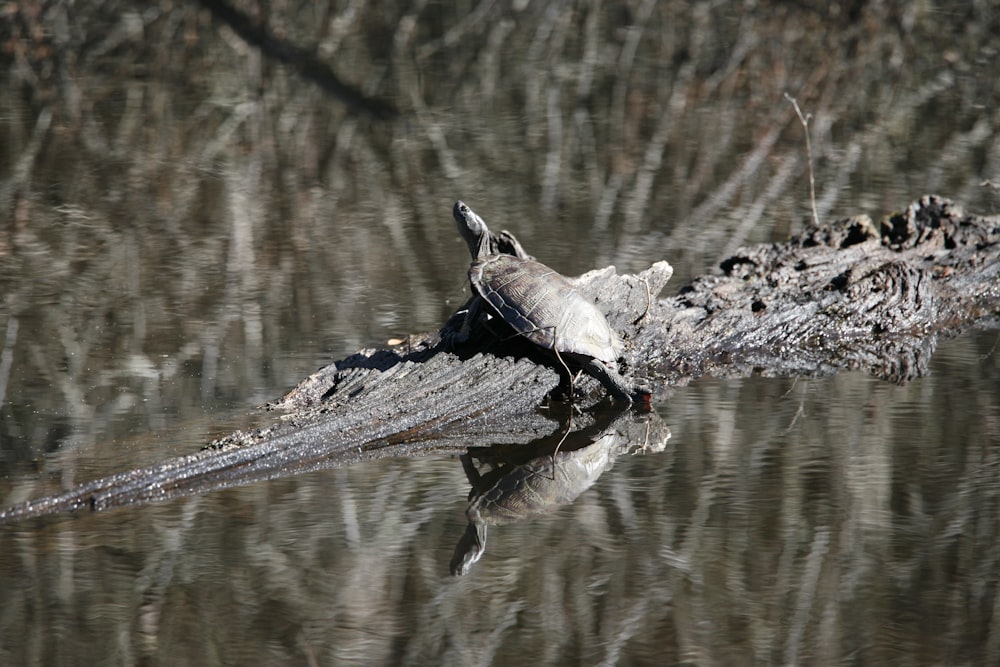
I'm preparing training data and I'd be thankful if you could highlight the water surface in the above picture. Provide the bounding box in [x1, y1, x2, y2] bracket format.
[2, 2, 1000, 664]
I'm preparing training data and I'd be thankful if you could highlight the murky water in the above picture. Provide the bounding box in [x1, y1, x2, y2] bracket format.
[2, 2, 1000, 665]
[2, 334, 999, 665]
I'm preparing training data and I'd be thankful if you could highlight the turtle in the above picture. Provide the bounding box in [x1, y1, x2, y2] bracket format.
[452, 200, 648, 403]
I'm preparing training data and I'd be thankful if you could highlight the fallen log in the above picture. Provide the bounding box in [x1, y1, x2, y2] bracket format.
[2, 195, 998, 521]
[649, 194, 1000, 385]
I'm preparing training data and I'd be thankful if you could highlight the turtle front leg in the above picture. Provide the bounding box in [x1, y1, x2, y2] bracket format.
[442, 295, 481, 350]
[582, 358, 650, 404]
[453, 295, 483, 345]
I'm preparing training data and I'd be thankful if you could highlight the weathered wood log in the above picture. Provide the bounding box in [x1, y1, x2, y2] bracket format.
[2, 195, 998, 521]
[649, 195, 999, 385]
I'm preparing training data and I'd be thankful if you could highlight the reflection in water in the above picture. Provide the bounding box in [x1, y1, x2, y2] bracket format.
[2, 2, 1000, 665]
[451, 406, 670, 575]
[0, 335, 998, 665]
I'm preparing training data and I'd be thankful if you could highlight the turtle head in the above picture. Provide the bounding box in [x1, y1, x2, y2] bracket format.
[454, 200, 491, 259]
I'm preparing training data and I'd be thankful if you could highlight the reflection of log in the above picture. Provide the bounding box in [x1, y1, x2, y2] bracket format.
[2, 195, 998, 522]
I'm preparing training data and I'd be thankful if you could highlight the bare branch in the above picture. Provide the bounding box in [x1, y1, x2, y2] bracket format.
[784, 93, 820, 227]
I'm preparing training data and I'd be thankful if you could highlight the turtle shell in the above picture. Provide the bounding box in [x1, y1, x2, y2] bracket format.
[469, 254, 623, 364]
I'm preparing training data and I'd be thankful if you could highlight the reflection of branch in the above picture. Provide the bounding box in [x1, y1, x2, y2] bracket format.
[0, 318, 18, 409]
[197, 0, 397, 119]
[0, 107, 51, 209]
[416, 0, 496, 60]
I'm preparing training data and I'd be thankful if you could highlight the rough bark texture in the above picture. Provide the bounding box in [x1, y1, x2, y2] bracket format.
[3, 195, 998, 521]
[650, 195, 1000, 385]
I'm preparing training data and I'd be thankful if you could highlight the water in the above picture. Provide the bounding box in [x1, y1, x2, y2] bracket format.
[2, 1, 1000, 664]
[2, 334, 998, 664]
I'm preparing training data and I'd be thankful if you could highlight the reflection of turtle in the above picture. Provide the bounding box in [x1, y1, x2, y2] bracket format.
[449, 405, 671, 576]
[449, 440, 615, 576]
[452, 201, 648, 403]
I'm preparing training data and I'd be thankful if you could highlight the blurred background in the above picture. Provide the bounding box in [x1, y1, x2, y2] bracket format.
[1, 1, 999, 665]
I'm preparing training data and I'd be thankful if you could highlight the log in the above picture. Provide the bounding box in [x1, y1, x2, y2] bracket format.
[650, 195, 1000, 385]
[2, 195, 998, 521]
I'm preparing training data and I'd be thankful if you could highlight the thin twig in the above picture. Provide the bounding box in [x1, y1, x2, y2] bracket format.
[548, 404, 574, 479]
[548, 326, 574, 400]
[631, 275, 653, 326]
[784, 93, 819, 227]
